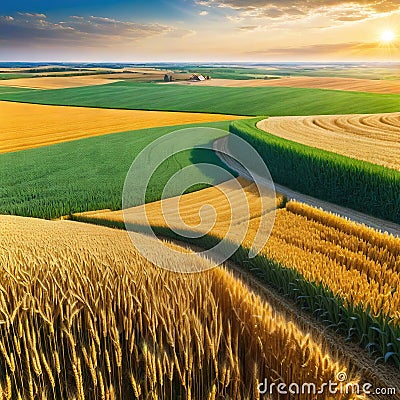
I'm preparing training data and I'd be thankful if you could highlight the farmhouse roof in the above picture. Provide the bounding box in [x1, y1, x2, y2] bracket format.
[190, 74, 206, 81]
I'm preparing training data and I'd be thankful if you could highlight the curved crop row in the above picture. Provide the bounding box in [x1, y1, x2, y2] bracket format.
[257, 113, 400, 171]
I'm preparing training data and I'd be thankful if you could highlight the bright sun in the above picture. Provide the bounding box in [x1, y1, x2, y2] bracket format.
[380, 29, 396, 43]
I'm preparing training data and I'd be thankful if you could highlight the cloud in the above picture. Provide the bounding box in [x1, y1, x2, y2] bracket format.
[164, 27, 196, 38]
[0, 13, 190, 46]
[0, 13, 78, 43]
[18, 12, 47, 19]
[196, 1, 212, 6]
[195, 0, 400, 21]
[199, 10, 209, 16]
[238, 25, 259, 31]
[66, 16, 172, 38]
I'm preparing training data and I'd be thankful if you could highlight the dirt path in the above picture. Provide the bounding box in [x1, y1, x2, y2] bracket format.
[213, 136, 400, 237]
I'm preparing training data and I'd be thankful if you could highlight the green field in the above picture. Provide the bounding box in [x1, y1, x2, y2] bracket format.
[0, 73, 34, 80]
[0, 120, 235, 219]
[1, 81, 399, 116]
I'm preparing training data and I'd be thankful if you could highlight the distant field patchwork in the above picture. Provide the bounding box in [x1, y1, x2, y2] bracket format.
[178, 76, 400, 94]
[0, 81, 399, 116]
[0, 101, 244, 153]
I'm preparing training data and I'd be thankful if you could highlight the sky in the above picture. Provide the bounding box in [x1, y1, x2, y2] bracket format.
[0, 0, 399, 62]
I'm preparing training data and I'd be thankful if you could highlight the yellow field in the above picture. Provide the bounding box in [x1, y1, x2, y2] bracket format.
[0, 101, 245, 153]
[0, 75, 120, 89]
[0, 68, 189, 88]
[257, 113, 400, 170]
[0, 215, 356, 399]
[78, 179, 400, 323]
[174, 76, 400, 94]
[76, 179, 286, 248]
[80, 177, 279, 222]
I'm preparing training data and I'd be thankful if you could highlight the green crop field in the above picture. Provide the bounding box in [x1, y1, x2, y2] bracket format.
[0, 73, 33, 80]
[0, 120, 235, 219]
[1, 81, 399, 116]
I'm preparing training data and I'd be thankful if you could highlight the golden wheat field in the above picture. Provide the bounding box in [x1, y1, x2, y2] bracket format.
[262, 202, 400, 322]
[0, 101, 244, 153]
[0, 215, 359, 400]
[0, 76, 120, 89]
[257, 113, 400, 170]
[78, 179, 400, 324]
[77, 178, 285, 237]
[175, 76, 400, 94]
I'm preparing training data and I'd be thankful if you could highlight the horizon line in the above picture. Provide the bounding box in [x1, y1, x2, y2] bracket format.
[1, 60, 400, 64]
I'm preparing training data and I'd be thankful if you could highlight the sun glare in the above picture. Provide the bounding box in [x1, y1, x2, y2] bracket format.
[380, 29, 396, 43]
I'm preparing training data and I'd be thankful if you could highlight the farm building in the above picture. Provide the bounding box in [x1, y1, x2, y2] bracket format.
[190, 74, 206, 81]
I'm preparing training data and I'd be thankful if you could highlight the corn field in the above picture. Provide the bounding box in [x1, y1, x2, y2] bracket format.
[230, 118, 400, 224]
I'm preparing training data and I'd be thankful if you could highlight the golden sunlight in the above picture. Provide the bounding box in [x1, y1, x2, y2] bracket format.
[380, 29, 396, 43]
